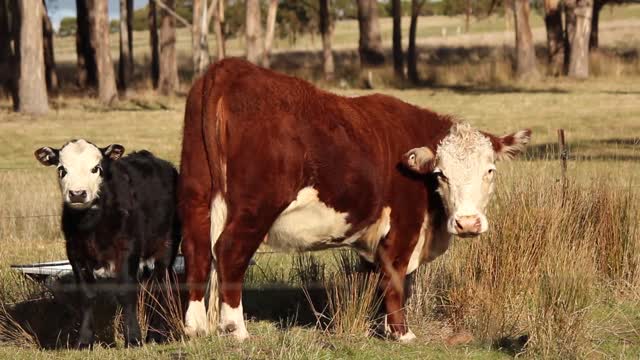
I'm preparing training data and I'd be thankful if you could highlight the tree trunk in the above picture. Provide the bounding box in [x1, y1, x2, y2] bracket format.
[262, 0, 278, 68]
[192, 0, 209, 76]
[42, 0, 58, 93]
[158, 0, 179, 95]
[590, 0, 603, 50]
[119, 0, 134, 92]
[568, 0, 593, 78]
[245, 0, 263, 65]
[563, 0, 576, 74]
[356, 0, 384, 66]
[89, 0, 117, 104]
[212, 0, 225, 61]
[1, 0, 19, 105]
[319, 0, 335, 81]
[544, 0, 564, 76]
[391, 0, 403, 79]
[76, 0, 97, 88]
[504, 0, 514, 32]
[408, 0, 425, 84]
[17, 0, 48, 114]
[149, 0, 159, 88]
[513, 0, 539, 79]
[465, 0, 471, 32]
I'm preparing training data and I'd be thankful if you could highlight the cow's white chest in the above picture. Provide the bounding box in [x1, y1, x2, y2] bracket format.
[267, 187, 352, 251]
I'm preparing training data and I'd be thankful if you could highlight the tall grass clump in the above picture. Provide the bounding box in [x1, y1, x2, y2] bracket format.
[301, 252, 383, 337]
[409, 173, 639, 358]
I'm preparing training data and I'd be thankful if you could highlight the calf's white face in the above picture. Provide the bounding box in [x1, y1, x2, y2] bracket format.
[403, 123, 531, 237]
[34, 140, 124, 210]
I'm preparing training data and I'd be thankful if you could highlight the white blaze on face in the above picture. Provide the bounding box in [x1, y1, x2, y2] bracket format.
[57, 140, 103, 209]
[434, 124, 496, 236]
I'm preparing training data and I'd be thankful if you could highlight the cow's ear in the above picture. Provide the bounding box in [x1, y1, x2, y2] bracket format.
[102, 144, 125, 160]
[495, 129, 531, 161]
[34, 147, 59, 166]
[402, 147, 434, 174]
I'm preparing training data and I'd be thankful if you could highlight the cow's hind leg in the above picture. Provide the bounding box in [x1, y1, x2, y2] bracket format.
[180, 187, 212, 337]
[213, 209, 279, 341]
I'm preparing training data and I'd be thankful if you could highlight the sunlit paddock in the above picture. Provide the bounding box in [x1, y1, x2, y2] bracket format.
[0, 72, 638, 358]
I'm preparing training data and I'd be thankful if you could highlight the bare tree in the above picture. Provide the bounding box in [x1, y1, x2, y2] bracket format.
[17, 0, 48, 114]
[1, 0, 18, 105]
[192, 0, 209, 76]
[262, 0, 278, 68]
[408, 0, 425, 84]
[568, 0, 593, 78]
[544, 0, 564, 76]
[590, 0, 606, 49]
[158, 0, 179, 95]
[89, 0, 118, 104]
[76, 0, 97, 88]
[391, 0, 403, 79]
[513, 0, 539, 79]
[211, 0, 226, 61]
[42, 0, 58, 93]
[149, 0, 159, 87]
[119, 0, 134, 91]
[319, 0, 335, 81]
[245, 0, 264, 65]
[563, 0, 576, 73]
[357, 0, 384, 67]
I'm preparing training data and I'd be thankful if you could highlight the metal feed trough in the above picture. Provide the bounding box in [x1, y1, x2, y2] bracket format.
[11, 255, 255, 291]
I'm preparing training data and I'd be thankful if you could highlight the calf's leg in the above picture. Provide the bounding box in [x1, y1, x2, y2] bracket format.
[71, 261, 97, 349]
[117, 256, 143, 347]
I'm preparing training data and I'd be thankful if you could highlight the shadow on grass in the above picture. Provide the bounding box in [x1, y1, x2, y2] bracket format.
[3, 274, 328, 350]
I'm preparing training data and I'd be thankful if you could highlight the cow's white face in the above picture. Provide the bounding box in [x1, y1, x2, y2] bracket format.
[402, 123, 531, 237]
[35, 140, 124, 210]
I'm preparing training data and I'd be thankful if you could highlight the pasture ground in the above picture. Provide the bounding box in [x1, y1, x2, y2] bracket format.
[0, 5, 639, 359]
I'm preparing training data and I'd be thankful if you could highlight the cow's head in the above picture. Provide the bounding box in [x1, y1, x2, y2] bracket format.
[34, 139, 124, 210]
[402, 123, 531, 237]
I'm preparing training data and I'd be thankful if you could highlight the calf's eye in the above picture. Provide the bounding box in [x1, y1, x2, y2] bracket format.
[58, 167, 67, 178]
[91, 165, 102, 175]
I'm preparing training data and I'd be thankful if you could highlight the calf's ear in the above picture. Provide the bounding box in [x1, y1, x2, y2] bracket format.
[402, 147, 434, 174]
[102, 144, 125, 160]
[495, 129, 531, 161]
[34, 147, 59, 166]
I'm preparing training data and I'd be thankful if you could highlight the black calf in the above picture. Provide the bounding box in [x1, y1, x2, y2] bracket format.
[35, 141, 180, 348]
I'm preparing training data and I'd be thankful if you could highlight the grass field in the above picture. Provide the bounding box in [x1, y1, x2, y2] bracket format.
[1, 5, 640, 360]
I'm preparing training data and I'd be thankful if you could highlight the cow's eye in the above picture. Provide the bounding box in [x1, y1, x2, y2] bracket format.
[487, 168, 496, 175]
[58, 166, 67, 178]
[91, 165, 102, 175]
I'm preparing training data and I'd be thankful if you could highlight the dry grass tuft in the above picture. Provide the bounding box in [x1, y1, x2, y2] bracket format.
[408, 176, 640, 357]
[0, 302, 39, 349]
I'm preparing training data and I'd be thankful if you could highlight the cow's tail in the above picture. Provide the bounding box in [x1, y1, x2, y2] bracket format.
[200, 61, 229, 333]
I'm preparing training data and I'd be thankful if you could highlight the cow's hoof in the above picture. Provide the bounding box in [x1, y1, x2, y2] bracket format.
[146, 331, 169, 344]
[184, 324, 208, 338]
[219, 323, 249, 342]
[76, 342, 93, 350]
[184, 300, 208, 337]
[394, 330, 417, 343]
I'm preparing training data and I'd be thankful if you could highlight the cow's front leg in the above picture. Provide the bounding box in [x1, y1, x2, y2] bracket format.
[377, 233, 417, 343]
[70, 260, 97, 349]
[117, 256, 142, 347]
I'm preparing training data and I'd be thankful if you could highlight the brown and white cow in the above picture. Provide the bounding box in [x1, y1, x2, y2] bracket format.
[178, 58, 531, 341]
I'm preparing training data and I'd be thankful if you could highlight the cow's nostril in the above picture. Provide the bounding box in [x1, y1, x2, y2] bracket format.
[455, 219, 464, 231]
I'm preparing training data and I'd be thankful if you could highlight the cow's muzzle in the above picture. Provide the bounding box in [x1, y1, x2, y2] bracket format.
[451, 215, 484, 237]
